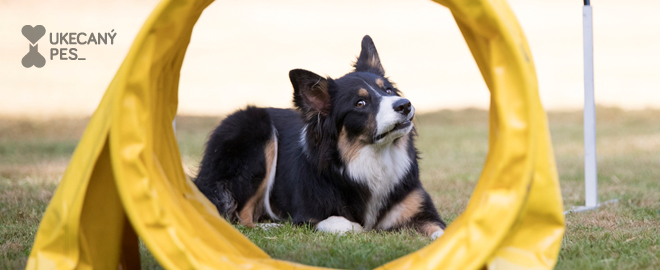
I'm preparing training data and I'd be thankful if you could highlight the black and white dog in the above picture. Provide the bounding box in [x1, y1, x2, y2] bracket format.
[195, 36, 446, 239]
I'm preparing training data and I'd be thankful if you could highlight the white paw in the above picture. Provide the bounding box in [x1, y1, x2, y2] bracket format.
[256, 223, 283, 230]
[316, 216, 364, 235]
[431, 229, 444, 240]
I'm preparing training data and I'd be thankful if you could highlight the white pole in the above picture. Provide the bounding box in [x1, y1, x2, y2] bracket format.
[583, 2, 598, 208]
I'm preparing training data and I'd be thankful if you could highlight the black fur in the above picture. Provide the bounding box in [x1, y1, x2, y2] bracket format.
[195, 35, 446, 235]
[195, 107, 273, 219]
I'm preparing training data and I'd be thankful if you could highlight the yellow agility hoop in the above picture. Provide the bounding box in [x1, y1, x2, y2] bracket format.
[26, 0, 565, 269]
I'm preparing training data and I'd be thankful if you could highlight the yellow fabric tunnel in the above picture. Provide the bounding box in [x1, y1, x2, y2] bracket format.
[26, 0, 565, 269]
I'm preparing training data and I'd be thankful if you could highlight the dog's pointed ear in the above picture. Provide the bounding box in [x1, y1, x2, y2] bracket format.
[353, 35, 385, 76]
[290, 69, 331, 117]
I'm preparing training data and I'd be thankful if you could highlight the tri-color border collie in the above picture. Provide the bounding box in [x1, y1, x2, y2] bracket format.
[195, 35, 446, 239]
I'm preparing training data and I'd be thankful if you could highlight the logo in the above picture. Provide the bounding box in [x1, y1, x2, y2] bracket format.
[21, 25, 117, 68]
[22, 25, 46, 68]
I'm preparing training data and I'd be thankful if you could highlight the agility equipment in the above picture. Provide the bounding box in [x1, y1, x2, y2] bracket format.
[582, 0, 598, 211]
[26, 0, 565, 269]
[567, 0, 617, 214]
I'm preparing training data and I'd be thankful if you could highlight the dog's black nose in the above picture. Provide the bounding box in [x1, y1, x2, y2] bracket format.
[393, 99, 412, 115]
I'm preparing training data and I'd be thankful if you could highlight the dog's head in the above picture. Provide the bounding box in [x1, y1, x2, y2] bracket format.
[290, 35, 414, 166]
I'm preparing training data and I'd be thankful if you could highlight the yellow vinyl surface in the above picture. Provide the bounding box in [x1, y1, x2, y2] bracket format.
[26, 0, 565, 269]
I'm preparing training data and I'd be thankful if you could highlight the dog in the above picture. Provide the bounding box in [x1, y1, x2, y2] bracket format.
[194, 35, 446, 239]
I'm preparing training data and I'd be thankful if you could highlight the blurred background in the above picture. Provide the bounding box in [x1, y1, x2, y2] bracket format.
[1, 0, 659, 118]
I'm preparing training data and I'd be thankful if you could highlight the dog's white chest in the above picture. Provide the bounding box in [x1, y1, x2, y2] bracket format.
[345, 142, 412, 230]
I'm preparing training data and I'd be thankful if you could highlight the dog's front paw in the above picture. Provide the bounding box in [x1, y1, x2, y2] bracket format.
[431, 229, 444, 240]
[316, 216, 364, 235]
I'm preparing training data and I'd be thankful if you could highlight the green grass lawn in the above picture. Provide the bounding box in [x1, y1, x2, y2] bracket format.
[1, 107, 659, 269]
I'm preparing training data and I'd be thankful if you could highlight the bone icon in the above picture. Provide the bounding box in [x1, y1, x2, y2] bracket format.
[22, 25, 46, 68]
[22, 44, 46, 68]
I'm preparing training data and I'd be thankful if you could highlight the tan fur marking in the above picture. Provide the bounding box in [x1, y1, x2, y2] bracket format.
[337, 127, 363, 163]
[394, 189, 424, 224]
[337, 113, 378, 163]
[238, 138, 277, 227]
[358, 88, 369, 97]
[421, 223, 443, 237]
[377, 189, 424, 229]
[366, 114, 377, 138]
[375, 78, 384, 88]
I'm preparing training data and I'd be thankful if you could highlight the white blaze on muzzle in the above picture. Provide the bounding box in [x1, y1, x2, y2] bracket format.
[375, 96, 414, 138]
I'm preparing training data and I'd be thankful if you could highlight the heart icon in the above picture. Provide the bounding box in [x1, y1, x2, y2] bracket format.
[22, 25, 46, 44]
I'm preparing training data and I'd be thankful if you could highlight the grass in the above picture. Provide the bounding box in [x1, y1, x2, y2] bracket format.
[1, 107, 659, 269]
[236, 224, 431, 270]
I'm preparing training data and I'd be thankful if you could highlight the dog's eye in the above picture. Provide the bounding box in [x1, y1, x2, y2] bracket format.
[355, 100, 366, 108]
[386, 89, 393, 95]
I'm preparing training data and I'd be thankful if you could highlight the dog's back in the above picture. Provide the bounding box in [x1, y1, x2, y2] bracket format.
[195, 106, 278, 226]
